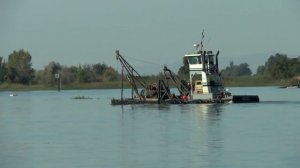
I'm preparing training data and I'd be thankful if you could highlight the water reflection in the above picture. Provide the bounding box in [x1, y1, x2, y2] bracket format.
[128, 104, 171, 111]
[191, 104, 223, 120]
[118, 104, 171, 120]
[116, 103, 225, 167]
[186, 104, 224, 167]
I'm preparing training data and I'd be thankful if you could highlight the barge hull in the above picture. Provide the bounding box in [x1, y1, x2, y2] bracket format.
[232, 95, 259, 103]
[111, 95, 259, 105]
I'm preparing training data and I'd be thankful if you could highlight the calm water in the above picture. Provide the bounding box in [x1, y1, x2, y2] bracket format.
[0, 87, 300, 168]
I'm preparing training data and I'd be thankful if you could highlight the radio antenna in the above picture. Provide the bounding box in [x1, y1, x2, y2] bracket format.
[200, 29, 205, 51]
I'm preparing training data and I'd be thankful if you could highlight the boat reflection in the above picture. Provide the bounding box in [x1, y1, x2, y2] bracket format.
[191, 104, 223, 120]
[116, 103, 225, 167]
[185, 104, 225, 166]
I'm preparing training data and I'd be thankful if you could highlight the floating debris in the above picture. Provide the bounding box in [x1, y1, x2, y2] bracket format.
[73, 96, 92, 99]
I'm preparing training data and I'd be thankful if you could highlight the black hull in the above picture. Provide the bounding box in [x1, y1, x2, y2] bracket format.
[111, 95, 259, 105]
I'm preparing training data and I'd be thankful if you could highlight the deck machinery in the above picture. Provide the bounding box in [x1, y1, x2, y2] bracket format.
[112, 50, 188, 105]
[111, 48, 259, 105]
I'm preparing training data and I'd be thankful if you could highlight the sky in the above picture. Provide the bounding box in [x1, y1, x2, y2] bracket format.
[1, 0, 300, 75]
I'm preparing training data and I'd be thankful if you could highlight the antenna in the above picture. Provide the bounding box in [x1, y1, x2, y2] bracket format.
[193, 29, 205, 52]
[200, 29, 205, 51]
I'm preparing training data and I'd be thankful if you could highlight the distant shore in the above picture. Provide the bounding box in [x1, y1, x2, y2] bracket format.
[222, 76, 289, 87]
[0, 77, 290, 91]
[0, 82, 125, 91]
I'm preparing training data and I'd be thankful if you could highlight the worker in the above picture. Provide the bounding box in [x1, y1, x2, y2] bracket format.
[182, 95, 188, 102]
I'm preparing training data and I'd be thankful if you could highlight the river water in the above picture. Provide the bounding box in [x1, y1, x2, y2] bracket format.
[0, 87, 300, 168]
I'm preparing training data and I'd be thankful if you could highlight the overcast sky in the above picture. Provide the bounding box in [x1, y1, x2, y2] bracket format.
[1, 0, 300, 74]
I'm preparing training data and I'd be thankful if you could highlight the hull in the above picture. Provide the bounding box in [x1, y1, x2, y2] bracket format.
[111, 95, 259, 105]
[111, 98, 231, 105]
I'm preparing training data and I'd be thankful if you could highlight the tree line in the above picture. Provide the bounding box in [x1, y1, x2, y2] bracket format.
[256, 53, 300, 79]
[220, 61, 252, 77]
[1, 49, 300, 86]
[0, 49, 119, 85]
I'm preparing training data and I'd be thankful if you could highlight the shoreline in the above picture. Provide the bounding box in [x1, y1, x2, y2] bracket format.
[0, 80, 289, 91]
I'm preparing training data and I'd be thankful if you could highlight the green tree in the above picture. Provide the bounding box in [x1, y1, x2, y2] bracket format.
[257, 53, 300, 79]
[103, 66, 119, 81]
[256, 65, 266, 76]
[0, 57, 7, 83]
[264, 53, 291, 79]
[91, 63, 108, 82]
[60, 67, 76, 85]
[178, 57, 189, 79]
[93, 63, 107, 76]
[238, 63, 252, 76]
[221, 61, 252, 77]
[7, 49, 34, 84]
[76, 65, 90, 83]
[75, 64, 111, 83]
[287, 58, 300, 77]
[42, 62, 62, 85]
[33, 70, 43, 84]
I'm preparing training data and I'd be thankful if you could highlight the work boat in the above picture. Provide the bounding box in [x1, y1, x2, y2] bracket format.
[185, 49, 259, 103]
[111, 44, 259, 105]
[185, 50, 232, 103]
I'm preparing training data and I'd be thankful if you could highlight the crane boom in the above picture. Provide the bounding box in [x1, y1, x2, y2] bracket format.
[163, 66, 190, 96]
[115, 50, 147, 99]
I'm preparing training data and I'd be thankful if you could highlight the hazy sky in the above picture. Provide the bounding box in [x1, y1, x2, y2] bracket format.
[1, 0, 300, 74]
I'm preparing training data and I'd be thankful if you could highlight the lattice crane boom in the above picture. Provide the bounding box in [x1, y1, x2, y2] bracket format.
[115, 50, 147, 99]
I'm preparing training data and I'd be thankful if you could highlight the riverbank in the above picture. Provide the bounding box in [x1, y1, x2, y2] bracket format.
[0, 76, 290, 91]
[0, 82, 127, 91]
[222, 76, 289, 87]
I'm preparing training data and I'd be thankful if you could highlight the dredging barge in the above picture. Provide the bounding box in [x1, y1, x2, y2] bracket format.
[111, 44, 259, 105]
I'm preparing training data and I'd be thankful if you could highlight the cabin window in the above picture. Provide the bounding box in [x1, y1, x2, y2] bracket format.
[187, 56, 198, 64]
[198, 56, 202, 64]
